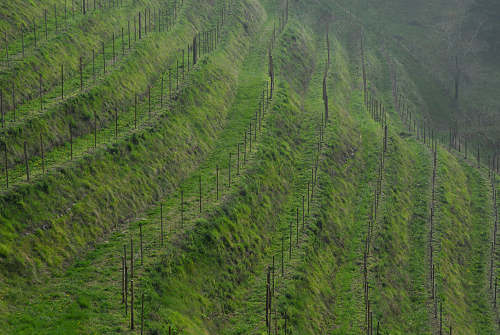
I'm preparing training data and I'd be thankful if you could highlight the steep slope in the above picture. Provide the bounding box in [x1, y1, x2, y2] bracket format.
[0, 0, 498, 334]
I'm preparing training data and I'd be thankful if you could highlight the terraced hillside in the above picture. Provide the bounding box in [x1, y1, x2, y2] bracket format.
[0, 0, 498, 334]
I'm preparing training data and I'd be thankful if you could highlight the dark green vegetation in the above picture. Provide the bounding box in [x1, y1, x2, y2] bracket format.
[0, 0, 498, 334]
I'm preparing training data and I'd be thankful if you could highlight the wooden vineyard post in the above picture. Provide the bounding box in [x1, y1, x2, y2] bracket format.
[102, 42, 106, 73]
[289, 219, 292, 259]
[40, 133, 45, 174]
[92, 49, 95, 80]
[33, 20, 37, 48]
[3, 143, 8, 188]
[94, 110, 97, 149]
[141, 293, 144, 335]
[148, 86, 151, 118]
[272, 256, 275, 296]
[323, 68, 328, 124]
[311, 168, 314, 201]
[0, 89, 4, 127]
[130, 279, 134, 329]
[130, 238, 134, 279]
[384, 125, 387, 153]
[121, 256, 125, 303]
[140, 222, 143, 265]
[112, 32, 115, 63]
[128, 20, 131, 50]
[228, 153, 231, 187]
[23, 141, 30, 182]
[266, 268, 270, 334]
[21, 29, 25, 58]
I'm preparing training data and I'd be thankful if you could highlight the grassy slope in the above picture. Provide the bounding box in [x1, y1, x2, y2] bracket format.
[141, 17, 317, 335]
[0, 0, 193, 168]
[0, 0, 243, 291]
[0, 0, 498, 333]
[217, 19, 319, 335]
[369, 133, 432, 335]
[0, 0, 267, 333]
[277, 35, 373, 334]
[0, 8, 216, 188]
[432, 148, 496, 334]
[0, 0, 167, 102]
[281, 38, 434, 335]
[257, 1, 498, 334]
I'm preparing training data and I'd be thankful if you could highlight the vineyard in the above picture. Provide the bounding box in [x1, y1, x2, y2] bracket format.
[0, 0, 498, 334]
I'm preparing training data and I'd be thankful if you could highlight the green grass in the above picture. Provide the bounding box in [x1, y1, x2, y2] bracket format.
[0, 16, 218, 188]
[0, 0, 253, 283]
[0, 0, 212, 169]
[0, 0, 498, 333]
[428, 147, 497, 334]
[0, 0, 268, 332]
[0, 0, 171, 107]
